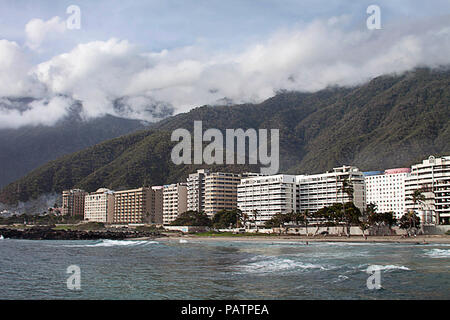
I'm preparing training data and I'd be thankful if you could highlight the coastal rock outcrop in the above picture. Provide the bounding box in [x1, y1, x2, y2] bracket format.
[0, 227, 161, 240]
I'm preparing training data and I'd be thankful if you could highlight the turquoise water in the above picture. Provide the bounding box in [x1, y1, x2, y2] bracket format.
[0, 238, 449, 299]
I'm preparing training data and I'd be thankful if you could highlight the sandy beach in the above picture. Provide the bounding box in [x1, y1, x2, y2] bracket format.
[154, 234, 450, 244]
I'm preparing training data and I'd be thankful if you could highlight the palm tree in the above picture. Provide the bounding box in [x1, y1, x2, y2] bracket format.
[339, 177, 354, 202]
[252, 210, 259, 232]
[409, 189, 426, 213]
[302, 210, 312, 236]
[235, 209, 243, 228]
[359, 221, 370, 239]
[313, 207, 329, 236]
[408, 188, 426, 232]
[239, 212, 249, 230]
[338, 177, 354, 236]
[400, 211, 421, 236]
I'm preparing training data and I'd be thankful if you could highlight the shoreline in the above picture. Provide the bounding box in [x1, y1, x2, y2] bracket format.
[153, 234, 450, 244]
[1, 226, 448, 243]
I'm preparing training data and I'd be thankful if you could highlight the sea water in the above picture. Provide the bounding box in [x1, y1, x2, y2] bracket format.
[0, 238, 448, 299]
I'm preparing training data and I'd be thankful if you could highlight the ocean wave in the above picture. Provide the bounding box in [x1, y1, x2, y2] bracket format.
[359, 264, 411, 272]
[63, 239, 159, 247]
[235, 256, 331, 274]
[424, 249, 450, 258]
[332, 274, 349, 283]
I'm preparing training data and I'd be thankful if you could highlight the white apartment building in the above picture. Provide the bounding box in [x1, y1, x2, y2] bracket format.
[364, 168, 410, 220]
[297, 166, 366, 213]
[186, 169, 209, 212]
[163, 183, 188, 225]
[84, 188, 115, 223]
[405, 156, 450, 225]
[238, 175, 297, 227]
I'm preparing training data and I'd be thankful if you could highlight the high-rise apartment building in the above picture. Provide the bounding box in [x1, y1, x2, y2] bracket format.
[150, 186, 164, 224]
[238, 175, 297, 226]
[113, 187, 162, 224]
[84, 188, 115, 223]
[297, 166, 366, 213]
[364, 168, 410, 220]
[405, 156, 450, 224]
[186, 169, 209, 212]
[204, 172, 242, 217]
[62, 189, 87, 216]
[163, 183, 188, 225]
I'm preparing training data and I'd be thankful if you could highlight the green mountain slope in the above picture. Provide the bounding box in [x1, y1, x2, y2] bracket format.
[0, 114, 148, 188]
[1, 68, 449, 205]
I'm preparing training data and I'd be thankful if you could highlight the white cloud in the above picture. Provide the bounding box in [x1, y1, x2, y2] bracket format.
[0, 40, 43, 97]
[0, 15, 450, 129]
[0, 96, 72, 129]
[25, 16, 66, 51]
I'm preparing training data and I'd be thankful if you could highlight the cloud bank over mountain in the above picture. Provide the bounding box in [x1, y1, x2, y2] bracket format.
[0, 13, 450, 129]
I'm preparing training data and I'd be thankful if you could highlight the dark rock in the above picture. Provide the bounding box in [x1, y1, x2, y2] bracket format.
[0, 227, 162, 240]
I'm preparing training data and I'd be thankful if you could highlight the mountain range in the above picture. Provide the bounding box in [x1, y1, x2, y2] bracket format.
[0, 112, 149, 189]
[0, 68, 449, 207]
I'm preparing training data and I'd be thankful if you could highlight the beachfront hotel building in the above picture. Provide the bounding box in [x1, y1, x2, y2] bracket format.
[62, 189, 87, 216]
[186, 169, 209, 212]
[238, 175, 297, 226]
[364, 168, 411, 220]
[405, 156, 450, 224]
[150, 186, 164, 224]
[204, 172, 242, 217]
[113, 187, 162, 224]
[84, 188, 115, 223]
[296, 166, 366, 213]
[163, 183, 188, 225]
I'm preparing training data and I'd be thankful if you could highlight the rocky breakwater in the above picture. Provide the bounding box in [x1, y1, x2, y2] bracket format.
[0, 226, 162, 240]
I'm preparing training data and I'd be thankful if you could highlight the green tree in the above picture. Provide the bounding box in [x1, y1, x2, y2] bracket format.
[301, 210, 313, 236]
[407, 188, 426, 232]
[170, 211, 212, 227]
[212, 209, 240, 229]
[252, 210, 260, 231]
[340, 203, 361, 237]
[408, 189, 426, 213]
[312, 207, 331, 236]
[238, 211, 249, 229]
[359, 221, 370, 239]
[264, 213, 291, 229]
[338, 177, 355, 236]
[399, 211, 421, 236]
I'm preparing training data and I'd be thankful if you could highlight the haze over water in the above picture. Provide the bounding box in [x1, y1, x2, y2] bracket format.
[0, 238, 449, 299]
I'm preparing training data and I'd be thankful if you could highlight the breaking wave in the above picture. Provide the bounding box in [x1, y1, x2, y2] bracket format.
[360, 264, 411, 272]
[424, 249, 450, 258]
[63, 239, 159, 247]
[234, 255, 331, 274]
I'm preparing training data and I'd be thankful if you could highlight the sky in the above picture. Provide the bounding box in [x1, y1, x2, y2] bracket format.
[0, 0, 450, 128]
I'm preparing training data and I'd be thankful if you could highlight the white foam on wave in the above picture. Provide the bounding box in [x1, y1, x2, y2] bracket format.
[235, 255, 331, 274]
[321, 242, 392, 247]
[64, 239, 159, 247]
[424, 249, 450, 258]
[0, 235, 4, 240]
[179, 239, 188, 243]
[360, 264, 411, 271]
[332, 274, 349, 283]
